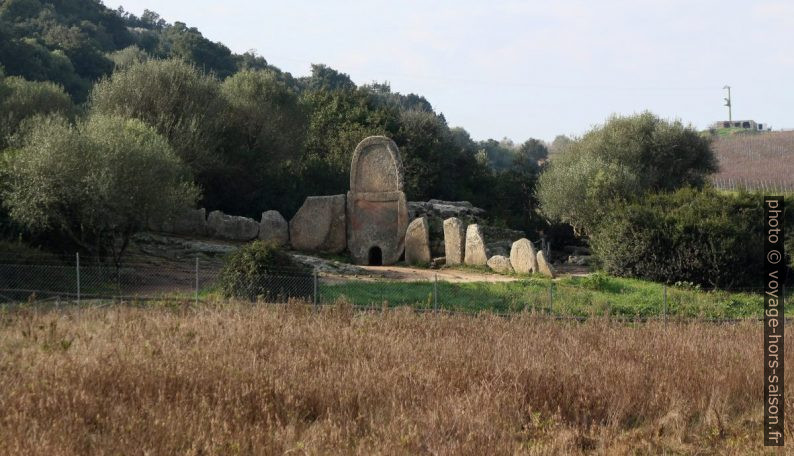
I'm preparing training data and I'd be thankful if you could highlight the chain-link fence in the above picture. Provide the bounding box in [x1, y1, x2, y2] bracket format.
[0, 255, 786, 322]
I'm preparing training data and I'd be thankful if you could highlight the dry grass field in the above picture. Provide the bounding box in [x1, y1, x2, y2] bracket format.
[0, 301, 789, 455]
[711, 131, 794, 191]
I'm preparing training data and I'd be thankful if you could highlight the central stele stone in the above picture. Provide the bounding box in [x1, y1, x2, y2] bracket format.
[347, 136, 409, 265]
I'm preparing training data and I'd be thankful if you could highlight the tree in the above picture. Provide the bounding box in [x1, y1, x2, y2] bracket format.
[0, 76, 74, 148]
[90, 59, 226, 175]
[159, 22, 237, 79]
[517, 138, 548, 167]
[301, 64, 356, 92]
[549, 134, 573, 157]
[107, 45, 149, 69]
[209, 69, 307, 215]
[537, 112, 716, 236]
[1, 114, 199, 265]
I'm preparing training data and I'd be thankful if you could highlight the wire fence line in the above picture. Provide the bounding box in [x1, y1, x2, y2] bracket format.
[0, 257, 785, 322]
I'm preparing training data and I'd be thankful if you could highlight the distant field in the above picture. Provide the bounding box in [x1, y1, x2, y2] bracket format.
[711, 131, 794, 191]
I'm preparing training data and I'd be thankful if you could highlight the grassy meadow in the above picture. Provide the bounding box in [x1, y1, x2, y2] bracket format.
[320, 274, 774, 319]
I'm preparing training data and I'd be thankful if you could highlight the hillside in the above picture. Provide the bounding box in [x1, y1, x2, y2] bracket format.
[0, 0, 272, 101]
[710, 130, 794, 192]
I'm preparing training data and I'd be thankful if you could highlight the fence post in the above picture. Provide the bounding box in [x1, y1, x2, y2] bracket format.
[433, 274, 438, 313]
[548, 282, 553, 311]
[195, 257, 199, 306]
[76, 252, 80, 305]
[663, 284, 668, 324]
[313, 268, 318, 312]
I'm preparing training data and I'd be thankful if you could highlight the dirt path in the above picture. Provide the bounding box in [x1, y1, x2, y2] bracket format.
[358, 265, 517, 283]
[344, 263, 590, 283]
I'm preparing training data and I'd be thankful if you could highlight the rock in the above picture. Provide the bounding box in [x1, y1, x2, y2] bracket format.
[464, 224, 488, 266]
[487, 255, 514, 274]
[443, 217, 466, 265]
[537, 250, 556, 278]
[290, 253, 367, 276]
[259, 210, 289, 246]
[510, 238, 539, 274]
[408, 200, 486, 220]
[347, 136, 409, 265]
[431, 257, 446, 269]
[409, 201, 488, 258]
[405, 217, 432, 265]
[290, 195, 347, 253]
[206, 210, 260, 241]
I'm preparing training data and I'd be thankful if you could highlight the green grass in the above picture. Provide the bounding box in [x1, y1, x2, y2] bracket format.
[319, 274, 780, 319]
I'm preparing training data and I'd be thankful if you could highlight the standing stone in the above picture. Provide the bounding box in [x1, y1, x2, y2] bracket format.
[347, 136, 409, 265]
[259, 210, 289, 246]
[464, 224, 488, 266]
[536, 250, 556, 278]
[510, 238, 539, 274]
[405, 217, 432, 265]
[443, 217, 465, 265]
[487, 255, 514, 274]
[289, 195, 347, 253]
[206, 210, 260, 241]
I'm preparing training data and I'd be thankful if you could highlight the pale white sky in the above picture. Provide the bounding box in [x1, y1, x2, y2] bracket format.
[105, 0, 794, 142]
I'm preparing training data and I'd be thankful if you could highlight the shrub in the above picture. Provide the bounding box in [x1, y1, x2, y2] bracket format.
[591, 188, 793, 289]
[537, 112, 716, 235]
[2, 114, 198, 265]
[219, 241, 313, 301]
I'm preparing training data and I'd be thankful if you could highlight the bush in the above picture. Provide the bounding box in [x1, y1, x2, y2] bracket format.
[537, 112, 716, 236]
[591, 188, 793, 289]
[219, 241, 313, 301]
[2, 114, 198, 265]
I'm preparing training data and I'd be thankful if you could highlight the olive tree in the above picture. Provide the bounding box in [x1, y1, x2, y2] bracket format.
[2, 114, 199, 265]
[89, 59, 225, 174]
[0, 76, 74, 149]
[537, 112, 716, 236]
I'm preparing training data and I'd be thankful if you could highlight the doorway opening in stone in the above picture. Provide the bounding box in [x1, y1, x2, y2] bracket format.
[368, 246, 383, 266]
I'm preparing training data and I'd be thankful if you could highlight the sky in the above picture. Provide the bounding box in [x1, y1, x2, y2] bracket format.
[104, 0, 794, 142]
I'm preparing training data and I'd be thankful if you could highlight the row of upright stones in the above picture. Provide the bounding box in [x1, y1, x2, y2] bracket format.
[152, 135, 555, 278]
[406, 215, 555, 278]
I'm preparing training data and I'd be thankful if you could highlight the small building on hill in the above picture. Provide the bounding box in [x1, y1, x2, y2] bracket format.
[711, 120, 767, 131]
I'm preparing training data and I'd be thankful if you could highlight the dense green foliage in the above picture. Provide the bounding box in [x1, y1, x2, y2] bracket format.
[219, 241, 312, 301]
[0, 1, 549, 240]
[0, 75, 74, 149]
[537, 112, 717, 235]
[1, 114, 198, 264]
[590, 189, 792, 289]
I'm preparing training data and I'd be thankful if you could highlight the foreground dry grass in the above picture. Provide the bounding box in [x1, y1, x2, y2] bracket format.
[0, 302, 790, 455]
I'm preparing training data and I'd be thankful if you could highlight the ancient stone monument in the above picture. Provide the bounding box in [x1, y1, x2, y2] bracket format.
[207, 210, 260, 241]
[464, 224, 488, 266]
[443, 217, 465, 265]
[290, 195, 347, 253]
[536, 250, 556, 278]
[487, 255, 513, 274]
[347, 136, 409, 265]
[259, 210, 289, 246]
[405, 217, 432, 265]
[510, 238, 538, 274]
